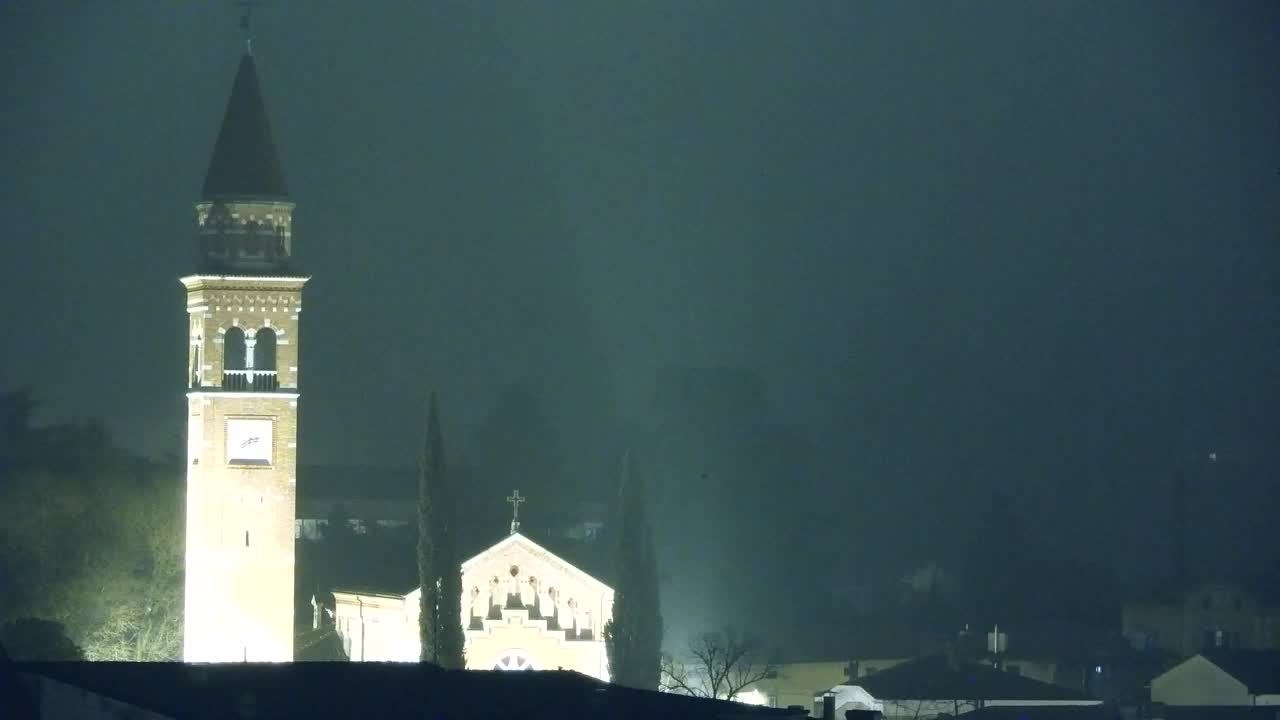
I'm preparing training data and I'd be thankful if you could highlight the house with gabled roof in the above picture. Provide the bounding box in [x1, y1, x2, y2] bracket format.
[1150, 649, 1280, 707]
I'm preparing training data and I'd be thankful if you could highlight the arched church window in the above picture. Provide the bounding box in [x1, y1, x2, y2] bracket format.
[224, 327, 247, 370]
[254, 328, 277, 371]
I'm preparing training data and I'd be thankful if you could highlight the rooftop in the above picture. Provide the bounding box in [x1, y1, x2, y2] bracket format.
[856, 653, 1097, 703]
[202, 53, 288, 200]
[14, 662, 800, 720]
[956, 707, 1112, 720]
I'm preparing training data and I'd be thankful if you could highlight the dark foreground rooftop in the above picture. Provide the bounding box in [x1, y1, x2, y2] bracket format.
[857, 653, 1098, 703]
[7, 661, 803, 720]
[955, 706, 1114, 720]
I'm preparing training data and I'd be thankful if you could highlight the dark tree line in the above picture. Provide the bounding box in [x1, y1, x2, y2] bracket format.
[460, 384, 569, 550]
[961, 491, 1124, 628]
[0, 387, 182, 661]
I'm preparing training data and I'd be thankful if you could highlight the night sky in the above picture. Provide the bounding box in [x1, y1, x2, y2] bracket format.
[3, 2, 1278, 642]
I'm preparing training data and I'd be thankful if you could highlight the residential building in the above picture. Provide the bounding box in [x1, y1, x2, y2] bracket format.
[1123, 581, 1280, 656]
[1150, 650, 1280, 707]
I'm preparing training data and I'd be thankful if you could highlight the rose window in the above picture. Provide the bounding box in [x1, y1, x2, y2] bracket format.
[493, 651, 535, 671]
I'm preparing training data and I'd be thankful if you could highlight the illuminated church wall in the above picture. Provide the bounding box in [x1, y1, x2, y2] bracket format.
[332, 532, 614, 680]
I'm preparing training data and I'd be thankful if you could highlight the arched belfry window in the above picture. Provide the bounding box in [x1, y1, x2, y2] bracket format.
[224, 327, 247, 370]
[243, 220, 262, 256]
[254, 328, 277, 371]
[272, 225, 288, 259]
[202, 203, 233, 258]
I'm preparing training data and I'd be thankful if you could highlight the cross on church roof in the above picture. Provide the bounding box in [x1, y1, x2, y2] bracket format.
[236, 1, 263, 55]
[506, 490, 525, 535]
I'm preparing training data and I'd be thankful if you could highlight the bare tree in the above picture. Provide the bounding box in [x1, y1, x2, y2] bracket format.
[660, 628, 778, 702]
[86, 467, 184, 662]
[0, 463, 183, 661]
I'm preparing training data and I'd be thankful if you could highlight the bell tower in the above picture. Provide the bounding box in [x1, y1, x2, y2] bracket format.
[182, 50, 307, 662]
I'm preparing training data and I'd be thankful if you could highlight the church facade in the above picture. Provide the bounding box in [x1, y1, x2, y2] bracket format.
[333, 531, 614, 680]
[182, 49, 306, 662]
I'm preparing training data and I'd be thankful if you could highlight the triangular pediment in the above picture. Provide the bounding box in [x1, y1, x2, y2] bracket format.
[394, 533, 612, 603]
[463, 533, 612, 595]
[404, 532, 614, 599]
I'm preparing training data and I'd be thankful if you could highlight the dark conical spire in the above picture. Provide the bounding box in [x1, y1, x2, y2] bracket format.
[202, 53, 288, 199]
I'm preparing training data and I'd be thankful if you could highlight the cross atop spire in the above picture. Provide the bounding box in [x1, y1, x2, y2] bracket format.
[506, 490, 526, 535]
[236, 1, 263, 55]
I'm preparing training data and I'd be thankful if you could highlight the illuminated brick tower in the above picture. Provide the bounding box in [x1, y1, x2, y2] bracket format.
[182, 50, 306, 662]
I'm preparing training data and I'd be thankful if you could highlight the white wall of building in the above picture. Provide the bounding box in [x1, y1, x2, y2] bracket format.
[1151, 655, 1252, 706]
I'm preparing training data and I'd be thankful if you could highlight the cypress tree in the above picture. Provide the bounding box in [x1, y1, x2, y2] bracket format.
[604, 449, 663, 689]
[434, 398, 465, 669]
[417, 392, 442, 662]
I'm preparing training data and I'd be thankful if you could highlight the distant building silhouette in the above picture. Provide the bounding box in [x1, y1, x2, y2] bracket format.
[1123, 580, 1280, 656]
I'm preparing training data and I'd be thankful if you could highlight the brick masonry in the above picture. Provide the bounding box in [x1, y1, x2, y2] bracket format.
[182, 271, 308, 662]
